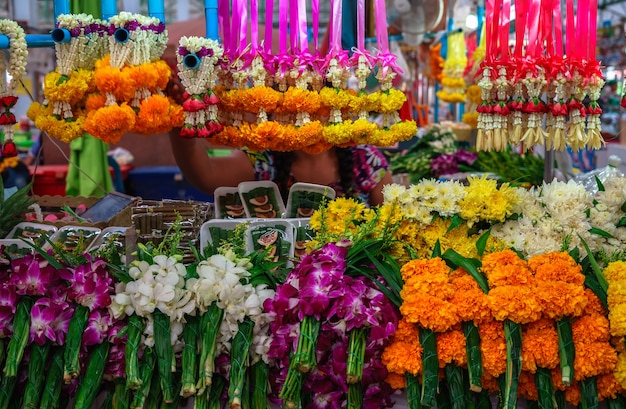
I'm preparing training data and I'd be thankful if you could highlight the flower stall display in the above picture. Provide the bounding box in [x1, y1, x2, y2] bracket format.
[0, 19, 27, 157]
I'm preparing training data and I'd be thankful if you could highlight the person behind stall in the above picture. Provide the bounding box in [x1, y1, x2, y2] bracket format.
[168, 133, 392, 206]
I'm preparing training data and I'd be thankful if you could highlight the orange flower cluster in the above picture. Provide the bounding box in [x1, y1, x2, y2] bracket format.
[381, 317, 423, 380]
[85, 56, 183, 143]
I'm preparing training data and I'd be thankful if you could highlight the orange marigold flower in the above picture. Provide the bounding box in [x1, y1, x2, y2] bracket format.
[517, 371, 538, 401]
[393, 317, 420, 343]
[85, 94, 107, 112]
[480, 373, 500, 393]
[565, 384, 581, 406]
[152, 60, 172, 90]
[528, 252, 585, 285]
[487, 285, 542, 324]
[521, 318, 559, 372]
[84, 103, 136, 144]
[381, 341, 422, 376]
[573, 341, 617, 380]
[243, 86, 282, 114]
[572, 313, 611, 343]
[481, 250, 534, 287]
[479, 319, 506, 377]
[536, 281, 588, 319]
[132, 94, 174, 135]
[449, 269, 491, 324]
[95, 65, 136, 102]
[282, 87, 320, 114]
[596, 372, 624, 401]
[300, 140, 333, 155]
[436, 327, 467, 368]
[124, 62, 159, 90]
[399, 294, 460, 333]
[384, 372, 407, 390]
[584, 288, 608, 315]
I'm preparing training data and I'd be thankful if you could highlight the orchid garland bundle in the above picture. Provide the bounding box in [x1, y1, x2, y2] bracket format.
[0, 19, 27, 158]
[262, 197, 403, 408]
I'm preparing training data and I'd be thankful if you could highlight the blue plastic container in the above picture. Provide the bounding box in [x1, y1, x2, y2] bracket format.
[126, 166, 214, 202]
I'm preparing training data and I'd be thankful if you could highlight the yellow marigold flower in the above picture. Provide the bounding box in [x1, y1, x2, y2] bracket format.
[384, 372, 407, 389]
[348, 92, 368, 113]
[322, 121, 353, 145]
[521, 318, 559, 372]
[436, 89, 466, 103]
[461, 112, 478, 128]
[465, 84, 482, 105]
[436, 327, 466, 368]
[487, 285, 542, 324]
[596, 372, 624, 400]
[614, 351, 626, 389]
[604, 261, 626, 282]
[38, 114, 86, 143]
[44, 70, 93, 105]
[84, 103, 136, 144]
[479, 319, 507, 377]
[528, 252, 585, 285]
[319, 87, 351, 109]
[378, 88, 406, 113]
[351, 118, 377, 145]
[608, 305, 626, 337]
[381, 341, 422, 376]
[517, 371, 538, 401]
[26, 101, 48, 122]
[573, 341, 617, 380]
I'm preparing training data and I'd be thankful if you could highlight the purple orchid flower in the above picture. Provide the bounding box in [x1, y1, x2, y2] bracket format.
[430, 153, 459, 177]
[81, 309, 112, 347]
[58, 256, 113, 311]
[9, 254, 56, 297]
[29, 298, 59, 345]
[454, 149, 478, 165]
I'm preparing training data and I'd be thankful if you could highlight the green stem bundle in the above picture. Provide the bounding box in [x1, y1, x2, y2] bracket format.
[197, 304, 224, 393]
[419, 327, 439, 407]
[347, 382, 363, 409]
[278, 366, 304, 409]
[228, 317, 254, 409]
[73, 341, 110, 409]
[405, 373, 422, 409]
[63, 304, 91, 383]
[292, 316, 321, 373]
[4, 297, 33, 378]
[251, 361, 270, 409]
[463, 321, 483, 392]
[556, 318, 575, 386]
[130, 348, 156, 409]
[346, 327, 368, 384]
[503, 320, 522, 409]
[444, 364, 466, 409]
[153, 310, 175, 403]
[579, 377, 599, 409]
[125, 315, 145, 390]
[181, 314, 199, 398]
[38, 347, 65, 409]
[23, 342, 50, 409]
[534, 367, 556, 409]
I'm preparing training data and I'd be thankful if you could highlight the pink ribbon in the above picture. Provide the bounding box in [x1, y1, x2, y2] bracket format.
[290, 0, 298, 52]
[577, 0, 590, 60]
[329, 0, 343, 53]
[297, 0, 309, 52]
[250, 0, 259, 53]
[238, 0, 248, 55]
[374, 0, 389, 53]
[312, 0, 320, 52]
[265, 0, 274, 54]
[279, 0, 288, 55]
[218, 0, 230, 54]
[566, 0, 575, 58]
[230, 0, 241, 56]
[500, 0, 511, 60]
[552, 0, 563, 58]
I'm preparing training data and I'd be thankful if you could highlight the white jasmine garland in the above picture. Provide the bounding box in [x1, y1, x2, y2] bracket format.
[0, 19, 27, 97]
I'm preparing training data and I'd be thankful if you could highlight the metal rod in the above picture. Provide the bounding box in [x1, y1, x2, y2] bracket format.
[148, 0, 166, 23]
[544, 149, 555, 182]
[101, 0, 118, 20]
[205, 0, 219, 40]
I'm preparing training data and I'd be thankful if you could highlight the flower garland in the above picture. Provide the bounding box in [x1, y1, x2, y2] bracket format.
[436, 31, 467, 104]
[176, 36, 224, 138]
[84, 12, 183, 143]
[0, 19, 27, 157]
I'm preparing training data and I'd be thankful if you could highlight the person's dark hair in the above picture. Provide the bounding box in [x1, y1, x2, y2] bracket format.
[272, 148, 355, 201]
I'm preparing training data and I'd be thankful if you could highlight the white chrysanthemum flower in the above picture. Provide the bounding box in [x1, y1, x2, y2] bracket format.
[382, 183, 407, 203]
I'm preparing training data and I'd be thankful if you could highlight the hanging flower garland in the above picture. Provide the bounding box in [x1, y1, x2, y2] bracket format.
[0, 19, 27, 157]
[84, 12, 183, 143]
[27, 14, 106, 144]
[176, 36, 224, 138]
